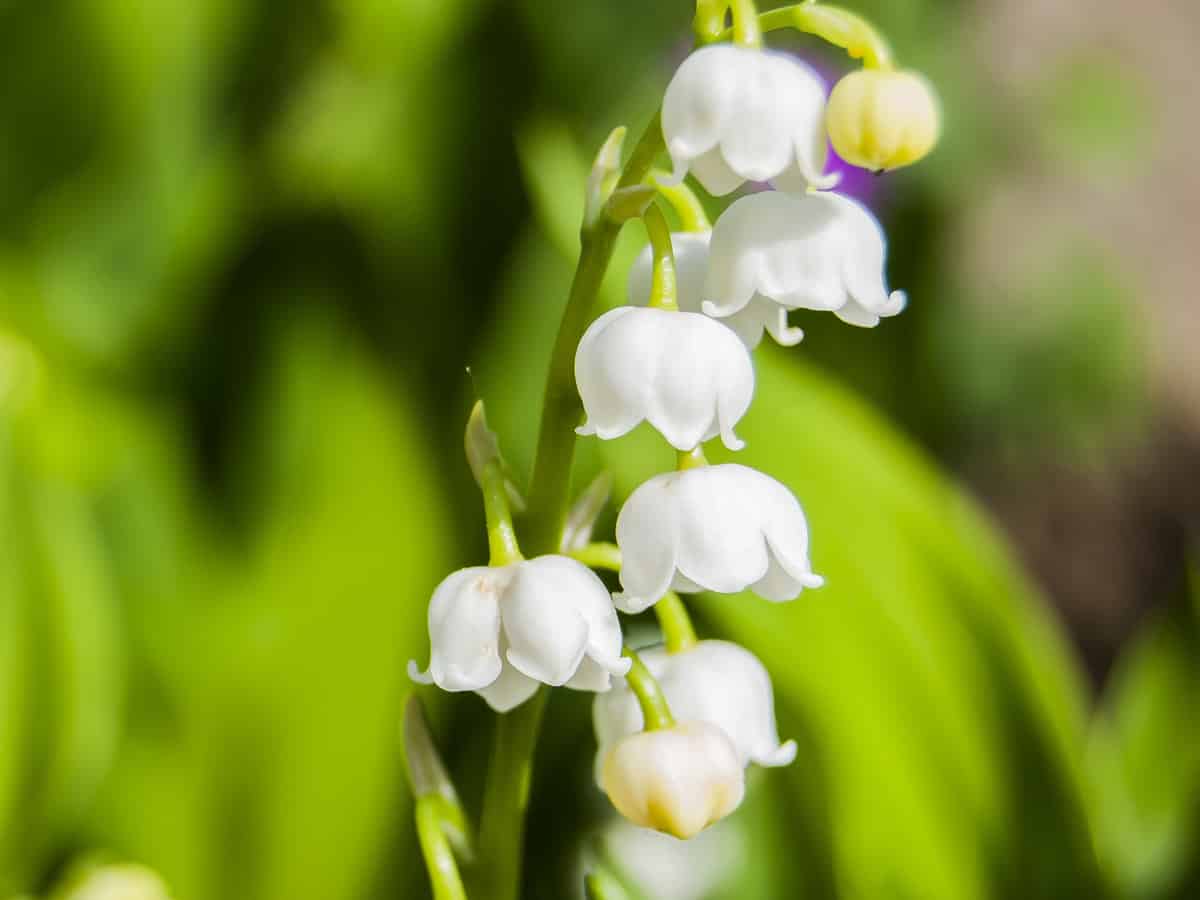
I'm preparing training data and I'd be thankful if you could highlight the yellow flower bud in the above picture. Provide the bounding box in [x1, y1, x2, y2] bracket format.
[600, 721, 745, 840]
[826, 68, 941, 172]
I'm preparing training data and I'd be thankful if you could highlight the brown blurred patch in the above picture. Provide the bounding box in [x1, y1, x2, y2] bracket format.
[969, 415, 1200, 687]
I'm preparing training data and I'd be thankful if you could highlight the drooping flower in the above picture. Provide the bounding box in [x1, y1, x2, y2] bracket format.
[614, 463, 822, 613]
[598, 819, 745, 900]
[594, 640, 795, 775]
[826, 68, 941, 173]
[60, 864, 172, 900]
[628, 230, 804, 350]
[600, 720, 745, 839]
[661, 44, 836, 196]
[704, 190, 906, 328]
[575, 307, 754, 452]
[409, 555, 629, 712]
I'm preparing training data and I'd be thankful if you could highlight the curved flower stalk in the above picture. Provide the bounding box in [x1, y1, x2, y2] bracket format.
[628, 230, 805, 349]
[661, 44, 835, 196]
[409, 556, 630, 712]
[704, 189, 906, 328]
[575, 306, 755, 452]
[615, 463, 822, 613]
[594, 640, 795, 774]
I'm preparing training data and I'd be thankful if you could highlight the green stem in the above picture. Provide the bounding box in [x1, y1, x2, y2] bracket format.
[642, 202, 678, 311]
[482, 460, 523, 566]
[729, 0, 762, 46]
[676, 446, 708, 470]
[729, 4, 893, 68]
[649, 169, 711, 232]
[523, 117, 665, 556]
[471, 689, 549, 900]
[585, 868, 634, 900]
[416, 796, 469, 900]
[569, 541, 623, 572]
[623, 647, 675, 731]
[477, 89, 667, 900]
[655, 592, 698, 654]
[693, 0, 729, 45]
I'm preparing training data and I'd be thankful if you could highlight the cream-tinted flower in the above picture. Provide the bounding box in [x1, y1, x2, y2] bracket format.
[62, 865, 172, 900]
[600, 721, 744, 839]
[614, 463, 822, 613]
[575, 307, 754, 452]
[661, 44, 835, 196]
[598, 820, 744, 900]
[409, 556, 629, 712]
[594, 640, 795, 777]
[704, 190, 906, 328]
[628, 231, 804, 350]
[826, 68, 941, 172]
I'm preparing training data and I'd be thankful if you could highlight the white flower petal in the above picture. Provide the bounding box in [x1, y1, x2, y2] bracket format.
[567, 656, 615, 693]
[688, 148, 747, 197]
[705, 191, 904, 328]
[671, 467, 770, 593]
[422, 566, 506, 692]
[615, 476, 680, 612]
[662, 46, 743, 167]
[720, 52, 793, 182]
[477, 660, 540, 713]
[416, 556, 627, 706]
[615, 464, 819, 604]
[575, 307, 754, 453]
[501, 558, 592, 686]
[661, 45, 831, 196]
[576, 307, 655, 441]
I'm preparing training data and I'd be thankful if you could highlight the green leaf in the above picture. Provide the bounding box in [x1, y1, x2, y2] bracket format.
[1088, 574, 1200, 898]
[0, 363, 124, 892]
[88, 308, 457, 900]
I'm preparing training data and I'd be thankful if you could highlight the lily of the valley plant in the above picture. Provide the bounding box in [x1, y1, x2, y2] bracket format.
[402, 2, 940, 898]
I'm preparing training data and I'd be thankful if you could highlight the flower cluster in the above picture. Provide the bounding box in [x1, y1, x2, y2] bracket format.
[409, 1, 938, 866]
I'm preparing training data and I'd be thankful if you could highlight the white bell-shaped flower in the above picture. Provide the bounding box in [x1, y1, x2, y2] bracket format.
[600, 720, 745, 839]
[704, 190, 906, 328]
[575, 307, 754, 452]
[662, 45, 836, 196]
[628, 230, 804, 350]
[594, 640, 795, 776]
[408, 555, 630, 713]
[615, 463, 822, 613]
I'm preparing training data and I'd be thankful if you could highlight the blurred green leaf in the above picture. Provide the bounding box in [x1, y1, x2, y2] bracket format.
[1088, 573, 1200, 899]
[88, 309, 456, 900]
[1035, 55, 1149, 170]
[937, 245, 1145, 455]
[0, 352, 124, 892]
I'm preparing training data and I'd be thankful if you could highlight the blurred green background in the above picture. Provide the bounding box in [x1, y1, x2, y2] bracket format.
[2, 0, 1198, 898]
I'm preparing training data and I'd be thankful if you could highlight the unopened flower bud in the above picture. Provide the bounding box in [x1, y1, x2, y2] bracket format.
[60, 864, 172, 900]
[600, 721, 744, 839]
[826, 68, 941, 172]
